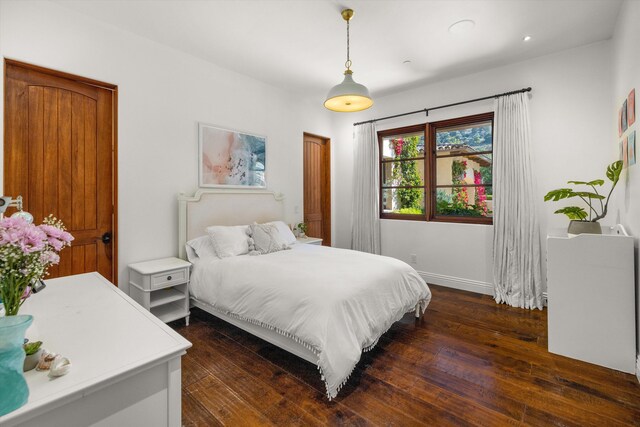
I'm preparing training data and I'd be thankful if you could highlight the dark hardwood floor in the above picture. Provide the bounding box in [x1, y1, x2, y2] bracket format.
[172, 285, 640, 426]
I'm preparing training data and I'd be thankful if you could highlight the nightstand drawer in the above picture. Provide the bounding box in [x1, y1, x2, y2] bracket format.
[151, 268, 187, 290]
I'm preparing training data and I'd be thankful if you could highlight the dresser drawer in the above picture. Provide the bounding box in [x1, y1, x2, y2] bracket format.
[151, 268, 188, 290]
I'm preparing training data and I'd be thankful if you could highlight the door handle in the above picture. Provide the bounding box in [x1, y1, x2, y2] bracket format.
[102, 232, 112, 245]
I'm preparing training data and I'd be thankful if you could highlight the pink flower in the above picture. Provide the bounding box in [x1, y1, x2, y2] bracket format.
[60, 231, 73, 243]
[40, 251, 60, 265]
[39, 224, 73, 243]
[0, 229, 22, 245]
[0, 216, 29, 229]
[18, 227, 47, 253]
[37, 224, 73, 250]
[0, 216, 49, 254]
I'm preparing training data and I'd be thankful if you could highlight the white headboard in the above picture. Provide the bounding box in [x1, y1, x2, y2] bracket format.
[177, 189, 285, 260]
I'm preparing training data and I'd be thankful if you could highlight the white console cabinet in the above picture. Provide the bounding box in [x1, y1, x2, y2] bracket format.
[547, 225, 635, 373]
[0, 273, 191, 427]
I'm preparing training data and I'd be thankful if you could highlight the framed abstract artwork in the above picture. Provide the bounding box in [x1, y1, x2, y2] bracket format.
[628, 89, 635, 126]
[198, 123, 266, 188]
[619, 107, 623, 137]
[628, 130, 636, 166]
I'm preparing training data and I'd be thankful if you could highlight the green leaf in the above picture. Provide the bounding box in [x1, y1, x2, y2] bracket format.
[606, 160, 623, 183]
[567, 179, 604, 186]
[554, 206, 588, 220]
[544, 188, 575, 202]
[571, 191, 605, 200]
[23, 341, 42, 356]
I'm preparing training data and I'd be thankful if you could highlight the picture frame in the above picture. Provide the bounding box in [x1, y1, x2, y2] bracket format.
[619, 107, 623, 137]
[622, 100, 628, 133]
[628, 130, 636, 167]
[198, 123, 266, 189]
[618, 107, 622, 138]
[623, 136, 628, 168]
[628, 89, 635, 126]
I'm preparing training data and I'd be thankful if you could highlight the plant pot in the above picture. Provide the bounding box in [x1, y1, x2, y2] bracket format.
[23, 348, 42, 372]
[0, 315, 33, 416]
[567, 221, 602, 235]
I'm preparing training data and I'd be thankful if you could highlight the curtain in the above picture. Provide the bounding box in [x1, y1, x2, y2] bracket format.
[493, 93, 543, 310]
[351, 123, 381, 254]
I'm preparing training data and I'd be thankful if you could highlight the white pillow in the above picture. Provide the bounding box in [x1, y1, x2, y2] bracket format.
[185, 235, 219, 262]
[206, 225, 250, 258]
[265, 221, 297, 246]
[248, 223, 290, 255]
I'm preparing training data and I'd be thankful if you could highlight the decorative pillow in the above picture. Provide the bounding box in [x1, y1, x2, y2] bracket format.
[265, 221, 297, 246]
[206, 225, 250, 258]
[185, 245, 198, 263]
[249, 223, 290, 255]
[185, 235, 219, 262]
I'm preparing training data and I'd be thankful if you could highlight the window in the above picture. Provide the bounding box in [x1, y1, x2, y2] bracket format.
[379, 125, 426, 220]
[378, 113, 493, 224]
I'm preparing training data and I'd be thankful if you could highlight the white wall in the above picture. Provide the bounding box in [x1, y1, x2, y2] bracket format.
[0, 0, 333, 290]
[610, 0, 640, 364]
[0, 1, 621, 304]
[333, 41, 613, 294]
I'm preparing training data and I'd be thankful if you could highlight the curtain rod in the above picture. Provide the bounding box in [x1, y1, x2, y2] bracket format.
[353, 87, 532, 126]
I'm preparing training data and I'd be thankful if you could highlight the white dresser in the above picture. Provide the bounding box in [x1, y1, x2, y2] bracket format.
[0, 273, 191, 427]
[547, 225, 635, 373]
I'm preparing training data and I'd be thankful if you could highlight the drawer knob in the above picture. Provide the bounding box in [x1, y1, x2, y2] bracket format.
[167, 275, 172, 281]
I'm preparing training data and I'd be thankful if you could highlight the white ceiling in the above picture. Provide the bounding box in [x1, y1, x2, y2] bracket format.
[54, 0, 622, 98]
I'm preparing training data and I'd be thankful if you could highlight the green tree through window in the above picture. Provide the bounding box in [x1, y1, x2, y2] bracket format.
[392, 136, 423, 212]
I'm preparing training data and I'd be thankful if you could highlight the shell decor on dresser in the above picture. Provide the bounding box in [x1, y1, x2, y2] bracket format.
[35, 351, 57, 371]
[48, 356, 71, 378]
[34, 350, 71, 377]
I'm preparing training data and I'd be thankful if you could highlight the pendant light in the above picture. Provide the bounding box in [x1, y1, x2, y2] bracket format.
[324, 9, 373, 112]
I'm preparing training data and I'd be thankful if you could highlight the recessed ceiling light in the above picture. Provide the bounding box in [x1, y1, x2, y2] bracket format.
[448, 19, 475, 34]
[523, 35, 532, 42]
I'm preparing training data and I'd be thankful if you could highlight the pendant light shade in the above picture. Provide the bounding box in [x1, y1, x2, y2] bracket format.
[324, 9, 373, 112]
[324, 71, 373, 112]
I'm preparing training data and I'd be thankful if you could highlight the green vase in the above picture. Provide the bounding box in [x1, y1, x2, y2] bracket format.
[0, 315, 33, 416]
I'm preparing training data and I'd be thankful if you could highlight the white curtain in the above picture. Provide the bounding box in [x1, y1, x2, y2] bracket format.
[351, 123, 381, 254]
[493, 93, 543, 310]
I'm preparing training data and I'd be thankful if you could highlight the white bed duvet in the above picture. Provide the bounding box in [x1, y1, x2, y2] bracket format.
[190, 243, 431, 399]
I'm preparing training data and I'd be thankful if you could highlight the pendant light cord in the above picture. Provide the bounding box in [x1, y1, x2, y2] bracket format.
[345, 18, 351, 70]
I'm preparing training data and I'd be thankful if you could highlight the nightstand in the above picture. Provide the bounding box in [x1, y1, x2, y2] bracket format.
[296, 236, 323, 245]
[129, 257, 191, 326]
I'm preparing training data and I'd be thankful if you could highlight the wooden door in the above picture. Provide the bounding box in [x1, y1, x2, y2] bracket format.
[303, 133, 331, 246]
[4, 60, 117, 282]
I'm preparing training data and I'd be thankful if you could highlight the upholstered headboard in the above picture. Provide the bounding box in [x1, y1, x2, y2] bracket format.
[177, 189, 285, 259]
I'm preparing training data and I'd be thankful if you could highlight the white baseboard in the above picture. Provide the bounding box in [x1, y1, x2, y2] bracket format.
[417, 271, 549, 308]
[417, 271, 493, 296]
[637, 355, 640, 384]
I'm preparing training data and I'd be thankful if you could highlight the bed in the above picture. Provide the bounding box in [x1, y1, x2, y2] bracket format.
[178, 190, 431, 399]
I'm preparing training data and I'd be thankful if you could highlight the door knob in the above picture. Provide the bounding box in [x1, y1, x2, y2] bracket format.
[102, 232, 112, 244]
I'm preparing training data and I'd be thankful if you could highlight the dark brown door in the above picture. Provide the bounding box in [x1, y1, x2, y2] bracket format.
[303, 133, 331, 246]
[4, 60, 117, 282]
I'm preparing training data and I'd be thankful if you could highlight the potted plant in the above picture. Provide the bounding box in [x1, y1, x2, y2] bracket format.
[544, 160, 623, 234]
[296, 222, 308, 238]
[23, 340, 43, 372]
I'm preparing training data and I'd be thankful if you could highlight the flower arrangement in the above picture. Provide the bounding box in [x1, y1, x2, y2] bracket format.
[0, 215, 73, 316]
